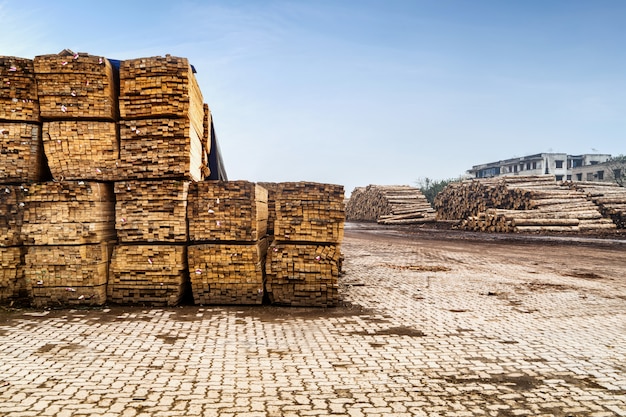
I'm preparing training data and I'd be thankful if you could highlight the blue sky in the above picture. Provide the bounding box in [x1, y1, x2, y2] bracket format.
[2, 0, 625, 195]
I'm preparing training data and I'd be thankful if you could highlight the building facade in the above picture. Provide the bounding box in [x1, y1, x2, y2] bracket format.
[468, 153, 612, 182]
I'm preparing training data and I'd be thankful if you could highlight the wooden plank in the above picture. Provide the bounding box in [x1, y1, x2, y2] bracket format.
[0, 56, 40, 122]
[42, 120, 119, 181]
[107, 244, 187, 306]
[0, 122, 46, 183]
[188, 239, 268, 305]
[188, 180, 268, 242]
[115, 180, 190, 243]
[24, 242, 112, 307]
[265, 242, 340, 307]
[34, 51, 117, 120]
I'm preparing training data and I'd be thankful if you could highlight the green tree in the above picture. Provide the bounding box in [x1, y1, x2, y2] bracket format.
[417, 177, 458, 205]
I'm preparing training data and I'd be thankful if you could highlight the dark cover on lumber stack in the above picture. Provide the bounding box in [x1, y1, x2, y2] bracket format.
[42, 121, 119, 181]
[273, 182, 345, 243]
[265, 243, 340, 307]
[346, 184, 436, 224]
[117, 118, 204, 181]
[0, 123, 46, 183]
[188, 239, 268, 305]
[188, 180, 268, 242]
[20, 181, 116, 245]
[24, 242, 112, 307]
[0, 56, 39, 122]
[0, 185, 23, 247]
[33, 51, 117, 120]
[115, 180, 189, 243]
[108, 244, 187, 306]
[0, 246, 25, 303]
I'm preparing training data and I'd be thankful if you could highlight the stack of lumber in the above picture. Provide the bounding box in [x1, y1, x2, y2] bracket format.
[108, 244, 187, 306]
[18, 181, 115, 307]
[114, 180, 190, 243]
[265, 182, 344, 307]
[34, 51, 119, 181]
[25, 243, 112, 307]
[0, 246, 25, 303]
[563, 181, 626, 229]
[435, 176, 615, 233]
[118, 55, 207, 181]
[1, 57, 45, 183]
[20, 182, 116, 245]
[346, 184, 436, 224]
[0, 56, 40, 122]
[257, 182, 279, 237]
[187, 180, 269, 305]
[110, 180, 189, 305]
[33, 51, 117, 120]
[42, 121, 119, 180]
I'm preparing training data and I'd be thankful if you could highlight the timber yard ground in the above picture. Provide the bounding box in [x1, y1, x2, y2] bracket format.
[1, 222, 625, 417]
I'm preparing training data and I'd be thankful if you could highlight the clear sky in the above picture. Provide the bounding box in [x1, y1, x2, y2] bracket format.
[2, 0, 625, 195]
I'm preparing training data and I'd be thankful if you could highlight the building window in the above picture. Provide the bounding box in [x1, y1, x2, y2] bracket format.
[614, 168, 623, 181]
[555, 160, 564, 169]
[513, 165, 518, 173]
[533, 162, 538, 169]
[556, 175, 563, 181]
[597, 170, 604, 180]
[567, 175, 571, 180]
[576, 173, 583, 181]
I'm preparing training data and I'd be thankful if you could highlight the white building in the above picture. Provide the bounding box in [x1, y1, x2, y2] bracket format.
[468, 153, 612, 182]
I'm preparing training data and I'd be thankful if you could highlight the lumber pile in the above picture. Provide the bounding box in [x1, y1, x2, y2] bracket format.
[0, 185, 23, 247]
[118, 55, 206, 181]
[33, 51, 117, 120]
[435, 176, 616, 233]
[0, 56, 39, 122]
[188, 239, 268, 305]
[265, 182, 344, 307]
[0, 247, 25, 303]
[114, 180, 190, 243]
[188, 180, 268, 242]
[187, 180, 269, 305]
[42, 121, 119, 181]
[346, 184, 436, 224]
[257, 182, 279, 237]
[25, 243, 112, 307]
[108, 244, 187, 306]
[20, 182, 116, 245]
[564, 181, 626, 229]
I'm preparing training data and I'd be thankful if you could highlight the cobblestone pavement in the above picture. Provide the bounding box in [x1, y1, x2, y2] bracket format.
[1, 224, 625, 416]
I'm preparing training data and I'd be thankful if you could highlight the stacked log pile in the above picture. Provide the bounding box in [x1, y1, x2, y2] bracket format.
[435, 176, 616, 233]
[20, 182, 115, 306]
[0, 184, 24, 303]
[346, 184, 436, 224]
[187, 181, 268, 305]
[118, 55, 207, 181]
[563, 181, 626, 229]
[1, 57, 45, 183]
[0, 246, 25, 302]
[34, 51, 119, 181]
[109, 180, 190, 306]
[265, 182, 344, 307]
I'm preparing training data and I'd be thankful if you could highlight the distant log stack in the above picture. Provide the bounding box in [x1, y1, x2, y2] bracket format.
[118, 55, 207, 181]
[346, 185, 436, 224]
[1, 57, 45, 183]
[19, 181, 115, 307]
[265, 182, 344, 307]
[187, 181, 268, 305]
[563, 181, 626, 229]
[435, 176, 617, 233]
